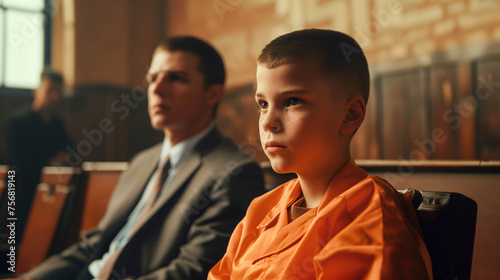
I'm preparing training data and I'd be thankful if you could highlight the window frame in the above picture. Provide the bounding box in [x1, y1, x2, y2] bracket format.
[0, 0, 51, 93]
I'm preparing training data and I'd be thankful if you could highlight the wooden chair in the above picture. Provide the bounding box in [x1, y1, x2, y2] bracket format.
[16, 166, 84, 274]
[12, 162, 126, 274]
[400, 189, 478, 280]
[80, 162, 127, 233]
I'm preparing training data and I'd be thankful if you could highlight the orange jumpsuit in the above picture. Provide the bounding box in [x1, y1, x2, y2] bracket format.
[209, 159, 432, 280]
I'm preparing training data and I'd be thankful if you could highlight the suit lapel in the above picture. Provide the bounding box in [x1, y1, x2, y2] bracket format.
[93, 145, 161, 263]
[100, 145, 160, 232]
[131, 127, 222, 231]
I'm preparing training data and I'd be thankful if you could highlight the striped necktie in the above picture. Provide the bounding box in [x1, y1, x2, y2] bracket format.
[130, 157, 171, 231]
[97, 157, 171, 279]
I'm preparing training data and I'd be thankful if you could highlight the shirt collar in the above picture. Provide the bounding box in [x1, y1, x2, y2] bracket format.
[257, 179, 302, 229]
[159, 122, 216, 168]
[257, 158, 368, 229]
[317, 158, 369, 211]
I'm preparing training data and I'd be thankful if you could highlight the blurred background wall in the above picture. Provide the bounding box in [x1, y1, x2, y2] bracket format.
[1, 0, 500, 164]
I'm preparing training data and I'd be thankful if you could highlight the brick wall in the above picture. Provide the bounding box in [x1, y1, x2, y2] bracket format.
[166, 0, 500, 88]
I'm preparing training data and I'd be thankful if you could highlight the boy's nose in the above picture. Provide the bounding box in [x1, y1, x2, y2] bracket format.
[260, 110, 282, 133]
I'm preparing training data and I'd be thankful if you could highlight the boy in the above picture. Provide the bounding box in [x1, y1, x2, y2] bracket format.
[208, 29, 432, 279]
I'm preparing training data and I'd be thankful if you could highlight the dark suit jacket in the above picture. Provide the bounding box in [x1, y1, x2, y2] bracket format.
[22, 128, 265, 280]
[5, 107, 72, 243]
[6, 107, 71, 169]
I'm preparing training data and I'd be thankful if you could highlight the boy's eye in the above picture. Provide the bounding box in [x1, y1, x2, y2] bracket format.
[257, 100, 268, 110]
[287, 98, 301, 106]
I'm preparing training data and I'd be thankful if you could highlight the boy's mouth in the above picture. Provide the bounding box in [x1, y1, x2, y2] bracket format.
[265, 142, 287, 150]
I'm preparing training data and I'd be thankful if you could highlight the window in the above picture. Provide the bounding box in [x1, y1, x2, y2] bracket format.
[0, 0, 49, 89]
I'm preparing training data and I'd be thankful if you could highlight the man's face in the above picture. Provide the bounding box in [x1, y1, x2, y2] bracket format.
[255, 61, 349, 177]
[32, 78, 63, 112]
[147, 50, 213, 133]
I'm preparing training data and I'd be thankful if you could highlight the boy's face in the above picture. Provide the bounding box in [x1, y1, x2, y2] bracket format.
[146, 50, 212, 132]
[255, 61, 349, 176]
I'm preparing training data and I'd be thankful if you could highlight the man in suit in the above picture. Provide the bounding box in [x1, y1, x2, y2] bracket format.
[16, 36, 265, 280]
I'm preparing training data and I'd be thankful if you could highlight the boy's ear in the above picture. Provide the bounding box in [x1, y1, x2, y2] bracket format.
[205, 84, 224, 106]
[340, 96, 366, 134]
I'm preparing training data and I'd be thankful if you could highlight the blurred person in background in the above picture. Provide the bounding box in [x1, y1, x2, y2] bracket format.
[4, 68, 71, 244]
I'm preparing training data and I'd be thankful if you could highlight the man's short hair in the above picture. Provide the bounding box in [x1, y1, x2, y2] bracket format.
[258, 29, 370, 104]
[155, 36, 225, 88]
[41, 67, 64, 84]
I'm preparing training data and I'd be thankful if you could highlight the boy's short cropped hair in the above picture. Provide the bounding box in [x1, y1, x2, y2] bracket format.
[155, 36, 225, 88]
[258, 29, 370, 104]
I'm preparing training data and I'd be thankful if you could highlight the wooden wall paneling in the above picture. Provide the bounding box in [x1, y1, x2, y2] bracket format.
[377, 73, 406, 159]
[411, 68, 432, 159]
[62, 85, 162, 164]
[429, 64, 461, 159]
[104, 90, 129, 161]
[455, 62, 475, 159]
[216, 84, 266, 163]
[475, 56, 500, 160]
[377, 69, 430, 159]
[379, 71, 410, 159]
[352, 79, 380, 159]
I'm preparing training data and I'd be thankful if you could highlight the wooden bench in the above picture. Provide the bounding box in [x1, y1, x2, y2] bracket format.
[16, 166, 84, 274]
[80, 162, 127, 233]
